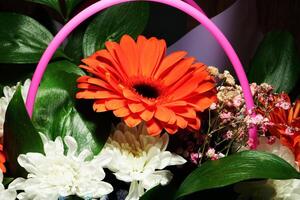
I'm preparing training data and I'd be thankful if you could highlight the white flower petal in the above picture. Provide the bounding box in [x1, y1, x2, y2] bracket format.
[16, 134, 112, 199]
[125, 181, 144, 200]
[141, 170, 173, 190]
[64, 135, 78, 157]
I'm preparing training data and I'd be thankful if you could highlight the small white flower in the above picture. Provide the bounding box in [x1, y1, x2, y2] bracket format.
[0, 79, 31, 138]
[9, 133, 113, 200]
[0, 171, 17, 200]
[99, 123, 186, 200]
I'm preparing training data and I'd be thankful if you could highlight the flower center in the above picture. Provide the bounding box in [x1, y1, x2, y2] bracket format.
[133, 84, 160, 99]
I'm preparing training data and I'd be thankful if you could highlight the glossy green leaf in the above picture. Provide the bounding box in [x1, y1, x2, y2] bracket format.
[65, 0, 82, 18]
[32, 60, 112, 155]
[4, 87, 44, 176]
[141, 182, 177, 200]
[64, 26, 85, 64]
[26, 0, 62, 15]
[248, 31, 300, 93]
[176, 151, 300, 199]
[0, 13, 65, 64]
[83, 2, 149, 57]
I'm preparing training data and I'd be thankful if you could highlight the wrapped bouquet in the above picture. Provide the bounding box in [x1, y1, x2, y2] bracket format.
[0, 0, 299, 200]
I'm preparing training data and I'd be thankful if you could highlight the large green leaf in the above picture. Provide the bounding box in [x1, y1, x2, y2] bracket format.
[248, 31, 300, 93]
[26, 0, 62, 16]
[176, 151, 300, 199]
[82, 2, 149, 57]
[32, 60, 112, 155]
[65, 0, 82, 18]
[141, 182, 177, 200]
[4, 87, 44, 176]
[0, 13, 65, 64]
[64, 26, 85, 64]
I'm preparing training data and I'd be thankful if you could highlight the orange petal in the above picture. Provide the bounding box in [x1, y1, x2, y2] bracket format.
[161, 57, 195, 86]
[0, 163, 6, 173]
[120, 35, 139, 77]
[187, 117, 201, 130]
[122, 88, 140, 101]
[154, 106, 175, 123]
[93, 100, 108, 112]
[113, 107, 131, 117]
[164, 124, 178, 135]
[187, 95, 216, 112]
[176, 115, 188, 129]
[174, 107, 197, 119]
[128, 102, 145, 113]
[124, 114, 142, 127]
[76, 91, 120, 99]
[146, 120, 163, 136]
[140, 37, 165, 77]
[195, 82, 216, 94]
[105, 99, 127, 110]
[140, 108, 155, 121]
[154, 51, 187, 79]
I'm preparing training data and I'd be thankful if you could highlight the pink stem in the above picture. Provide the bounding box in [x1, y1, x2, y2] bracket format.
[25, 0, 257, 149]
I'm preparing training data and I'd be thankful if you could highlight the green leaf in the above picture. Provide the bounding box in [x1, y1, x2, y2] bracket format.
[65, 0, 82, 18]
[4, 87, 44, 176]
[64, 25, 85, 64]
[32, 60, 112, 155]
[141, 182, 177, 200]
[0, 13, 65, 64]
[248, 31, 300, 93]
[26, 0, 62, 16]
[83, 2, 149, 57]
[176, 151, 300, 199]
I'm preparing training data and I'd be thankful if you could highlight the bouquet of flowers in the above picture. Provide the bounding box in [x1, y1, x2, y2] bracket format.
[0, 1, 299, 200]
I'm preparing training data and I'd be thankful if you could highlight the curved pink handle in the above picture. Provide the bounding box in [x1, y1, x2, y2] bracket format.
[25, 0, 257, 148]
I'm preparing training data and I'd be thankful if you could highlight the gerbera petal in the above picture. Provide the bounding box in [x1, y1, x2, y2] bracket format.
[128, 102, 145, 113]
[154, 51, 187, 79]
[140, 37, 165, 77]
[154, 106, 175, 123]
[187, 117, 201, 130]
[147, 120, 163, 136]
[113, 107, 131, 117]
[161, 57, 195, 86]
[124, 114, 142, 127]
[140, 108, 155, 121]
[120, 35, 139, 77]
[93, 100, 107, 112]
[122, 88, 140, 101]
[105, 99, 127, 110]
[176, 115, 188, 129]
[76, 91, 120, 99]
[194, 82, 216, 94]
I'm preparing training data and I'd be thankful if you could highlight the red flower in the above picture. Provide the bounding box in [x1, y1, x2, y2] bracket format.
[265, 94, 300, 165]
[76, 35, 217, 135]
[0, 144, 6, 173]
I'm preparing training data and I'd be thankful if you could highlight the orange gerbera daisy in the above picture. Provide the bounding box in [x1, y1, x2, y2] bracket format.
[76, 35, 217, 135]
[0, 144, 6, 173]
[266, 94, 300, 165]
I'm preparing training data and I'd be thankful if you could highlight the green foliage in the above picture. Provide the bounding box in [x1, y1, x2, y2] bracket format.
[31, 60, 112, 155]
[0, 13, 65, 64]
[26, 0, 61, 15]
[248, 31, 300, 93]
[82, 2, 149, 57]
[176, 151, 300, 199]
[4, 87, 44, 176]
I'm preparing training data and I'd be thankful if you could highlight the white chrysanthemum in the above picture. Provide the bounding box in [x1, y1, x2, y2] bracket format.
[0, 79, 31, 138]
[9, 133, 113, 200]
[237, 137, 300, 200]
[0, 171, 17, 200]
[258, 137, 300, 200]
[99, 123, 186, 200]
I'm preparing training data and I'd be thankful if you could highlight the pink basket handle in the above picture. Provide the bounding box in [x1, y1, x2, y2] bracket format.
[25, 0, 257, 148]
